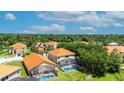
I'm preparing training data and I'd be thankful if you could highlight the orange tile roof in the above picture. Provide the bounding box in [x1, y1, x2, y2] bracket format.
[48, 48, 75, 57]
[23, 53, 56, 71]
[0, 64, 20, 78]
[10, 42, 26, 49]
[47, 41, 58, 46]
[105, 46, 124, 54]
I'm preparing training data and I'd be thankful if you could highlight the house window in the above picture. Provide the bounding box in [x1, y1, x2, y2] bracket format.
[1, 77, 6, 81]
[14, 50, 16, 54]
[5, 76, 8, 80]
[17, 53, 21, 57]
[33, 70, 38, 74]
[65, 56, 69, 57]
[44, 71, 49, 74]
[1, 76, 8, 81]
[57, 57, 60, 60]
[17, 70, 20, 74]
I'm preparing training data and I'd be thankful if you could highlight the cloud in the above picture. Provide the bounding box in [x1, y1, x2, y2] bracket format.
[30, 24, 65, 32]
[4, 13, 16, 21]
[24, 24, 66, 34]
[37, 11, 123, 28]
[105, 12, 124, 19]
[111, 22, 123, 27]
[37, 11, 87, 22]
[80, 26, 96, 34]
[24, 30, 37, 34]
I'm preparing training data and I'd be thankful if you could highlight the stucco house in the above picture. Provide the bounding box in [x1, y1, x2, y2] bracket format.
[105, 45, 124, 63]
[0, 64, 20, 81]
[48, 48, 78, 71]
[107, 42, 119, 46]
[105, 46, 124, 54]
[9, 42, 27, 57]
[35, 42, 47, 52]
[47, 41, 58, 49]
[23, 53, 57, 80]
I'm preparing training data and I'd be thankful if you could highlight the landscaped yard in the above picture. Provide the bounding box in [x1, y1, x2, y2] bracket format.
[2, 61, 124, 81]
[0, 48, 14, 58]
[50, 69, 87, 81]
[50, 67, 124, 81]
[4, 61, 29, 78]
[91, 70, 124, 81]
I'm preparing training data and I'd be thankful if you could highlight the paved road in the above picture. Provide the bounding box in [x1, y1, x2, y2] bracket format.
[0, 56, 23, 64]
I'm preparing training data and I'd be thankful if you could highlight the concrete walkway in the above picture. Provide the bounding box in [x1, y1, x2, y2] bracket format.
[0, 56, 23, 64]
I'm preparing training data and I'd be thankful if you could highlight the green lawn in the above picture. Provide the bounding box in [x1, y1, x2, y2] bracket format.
[5, 61, 29, 78]
[0, 49, 14, 58]
[91, 70, 124, 81]
[50, 68, 124, 81]
[50, 69, 87, 81]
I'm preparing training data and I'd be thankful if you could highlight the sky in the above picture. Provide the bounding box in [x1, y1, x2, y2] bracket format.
[0, 11, 124, 34]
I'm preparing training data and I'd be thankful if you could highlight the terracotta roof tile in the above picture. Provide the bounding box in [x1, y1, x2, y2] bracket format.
[10, 42, 26, 49]
[105, 46, 124, 54]
[0, 64, 20, 78]
[48, 48, 75, 57]
[23, 53, 56, 71]
[47, 41, 58, 46]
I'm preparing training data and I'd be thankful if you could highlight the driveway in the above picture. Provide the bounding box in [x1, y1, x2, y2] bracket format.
[0, 56, 23, 64]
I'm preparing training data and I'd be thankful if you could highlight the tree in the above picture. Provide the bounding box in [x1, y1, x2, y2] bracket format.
[107, 50, 120, 73]
[59, 42, 120, 77]
[77, 48, 108, 77]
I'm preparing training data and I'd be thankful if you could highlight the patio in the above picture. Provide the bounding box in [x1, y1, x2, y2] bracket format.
[58, 58, 77, 66]
[57, 58, 79, 71]
[32, 66, 57, 80]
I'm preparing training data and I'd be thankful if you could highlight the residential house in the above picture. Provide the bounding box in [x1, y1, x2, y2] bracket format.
[105, 46, 124, 54]
[35, 42, 47, 52]
[105, 45, 124, 62]
[9, 42, 27, 57]
[48, 48, 78, 71]
[107, 42, 119, 46]
[47, 41, 58, 49]
[0, 64, 20, 81]
[23, 53, 57, 80]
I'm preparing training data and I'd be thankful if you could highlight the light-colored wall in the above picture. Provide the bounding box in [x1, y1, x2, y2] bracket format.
[57, 55, 75, 62]
[48, 54, 76, 63]
[10, 47, 27, 56]
[53, 45, 57, 49]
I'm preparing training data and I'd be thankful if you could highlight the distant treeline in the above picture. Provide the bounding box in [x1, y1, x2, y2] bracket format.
[0, 34, 124, 47]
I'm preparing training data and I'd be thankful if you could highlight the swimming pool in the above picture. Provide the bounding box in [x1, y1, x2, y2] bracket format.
[62, 66, 78, 71]
[37, 73, 55, 81]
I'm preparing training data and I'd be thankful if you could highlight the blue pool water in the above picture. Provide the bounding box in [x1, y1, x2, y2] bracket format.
[37, 74, 55, 81]
[63, 66, 78, 71]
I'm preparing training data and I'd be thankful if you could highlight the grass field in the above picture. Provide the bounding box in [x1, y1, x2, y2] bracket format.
[5, 61, 29, 78]
[50, 69, 87, 81]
